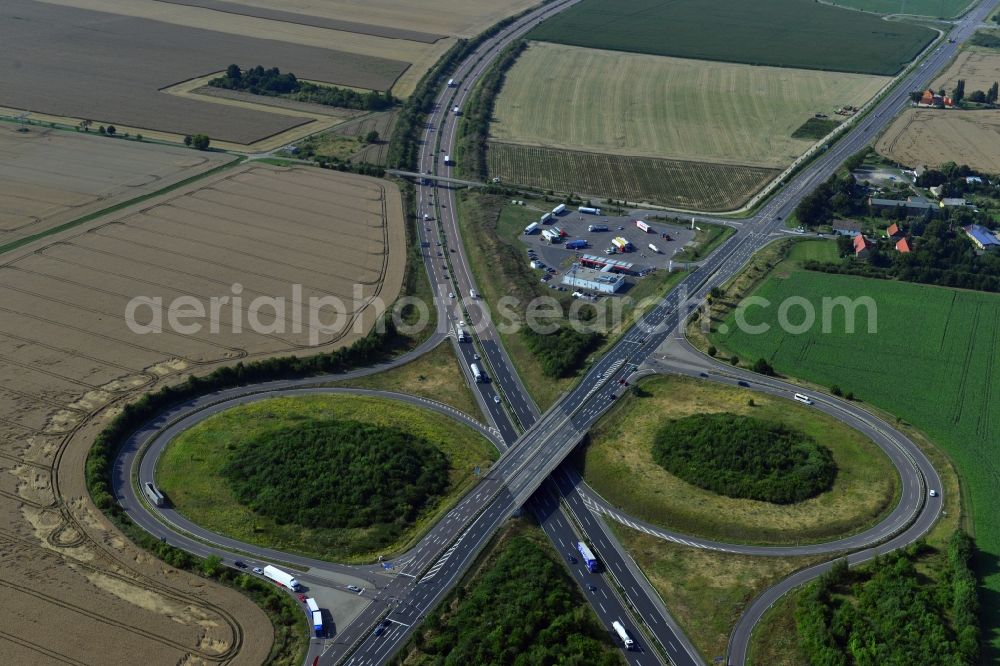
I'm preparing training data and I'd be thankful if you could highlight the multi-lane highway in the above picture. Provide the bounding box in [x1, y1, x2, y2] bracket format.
[111, 1, 999, 665]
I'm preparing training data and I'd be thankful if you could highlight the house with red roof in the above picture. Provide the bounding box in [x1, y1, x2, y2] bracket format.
[853, 234, 874, 258]
[895, 237, 912, 254]
[886, 223, 904, 239]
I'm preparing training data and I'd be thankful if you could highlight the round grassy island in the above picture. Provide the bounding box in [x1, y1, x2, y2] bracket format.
[578, 375, 899, 545]
[156, 394, 498, 562]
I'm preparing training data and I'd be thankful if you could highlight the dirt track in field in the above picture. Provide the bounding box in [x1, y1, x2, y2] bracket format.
[0, 125, 234, 246]
[1, 0, 408, 143]
[0, 162, 405, 664]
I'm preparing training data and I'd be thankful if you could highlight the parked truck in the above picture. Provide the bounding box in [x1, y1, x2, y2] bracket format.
[311, 611, 323, 637]
[552, 203, 567, 215]
[613, 621, 635, 650]
[524, 222, 540, 235]
[611, 237, 632, 252]
[578, 206, 601, 215]
[648, 243, 660, 254]
[636, 220, 651, 233]
[542, 229, 560, 243]
[588, 224, 608, 232]
[540, 212, 555, 224]
[565, 239, 588, 250]
[263, 565, 302, 591]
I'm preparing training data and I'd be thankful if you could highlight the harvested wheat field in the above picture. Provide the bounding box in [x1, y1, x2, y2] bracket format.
[0, 125, 234, 247]
[933, 50, 1000, 95]
[0, 0, 408, 143]
[877, 109, 1000, 173]
[491, 42, 889, 168]
[0, 163, 405, 664]
[34, 0, 539, 103]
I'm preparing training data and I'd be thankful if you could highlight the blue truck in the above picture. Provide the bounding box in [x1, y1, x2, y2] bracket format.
[565, 239, 588, 250]
[577, 541, 599, 573]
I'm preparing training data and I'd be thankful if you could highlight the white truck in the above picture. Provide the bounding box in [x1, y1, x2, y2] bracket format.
[612, 621, 635, 650]
[452, 105, 461, 116]
[263, 565, 302, 591]
[648, 243, 660, 254]
[524, 222, 540, 235]
[470, 363, 485, 383]
[443, 155, 452, 165]
[447, 78, 456, 87]
[540, 212, 554, 224]
[578, 206, 601, 215]
[588, 224, 608, 232]
[552, 203, 567, 215]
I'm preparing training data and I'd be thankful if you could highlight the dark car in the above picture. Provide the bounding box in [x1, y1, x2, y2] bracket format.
[234, 560, 248, 569]
[738, 380, 749, 387]
[567, 553, 577, 564]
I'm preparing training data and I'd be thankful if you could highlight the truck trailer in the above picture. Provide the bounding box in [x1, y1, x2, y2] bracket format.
[542, 229, 560, 243]
[588, 224, 608, 232]
[454, 323, 470, 342]
[144, 482, 166, 508]
[524, 222, 540, 235]
[636, 220, 651, 233]
[311, 611, 323, 637]
[263, 565, 302, 591]
[470, 363, 485, 383]
[552, 203, 567, 215]
[648, 243, 660, 254]
[565, 239, 588, 250]
[578, 206, 601, 215]
[611, 237, 632, 252]
[612, 621, 635, 650]
[577, 541, 599, 572]
[540, 212, 555, 224]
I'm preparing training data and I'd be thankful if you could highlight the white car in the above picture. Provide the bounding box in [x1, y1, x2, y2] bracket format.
[448, 292, 455, 298]
[493, 395, 501, 404]
[252, 567, 264, 575]
[929, 489, 938, 497]
[347, 585, 361, 592]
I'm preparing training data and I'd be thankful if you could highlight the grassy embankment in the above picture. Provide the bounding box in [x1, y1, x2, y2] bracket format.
[456, 192, 687, 410]
[693, 238, 998, 657]
[578, 374, 899, 545]
[392, 519, 624, 665]
[333, 340, 485, 421]
[157, 395, 497, 563]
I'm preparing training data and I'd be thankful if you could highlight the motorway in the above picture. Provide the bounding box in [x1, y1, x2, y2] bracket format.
[112, 1, 999, 665]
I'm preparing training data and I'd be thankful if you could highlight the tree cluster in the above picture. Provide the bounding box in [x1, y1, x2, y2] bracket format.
[651, 413, 837, 504]
[522, 325, 603, 378]
[221, 420, 450, 530]
[211, 65, 392, 111]
[795, 171, 860, 227]
[399, 535, 621, 665]
[795, 532, 980, 665]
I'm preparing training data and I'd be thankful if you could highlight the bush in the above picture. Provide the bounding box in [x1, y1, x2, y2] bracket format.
[651, 413, 837, 503]
[707, 345, 717, 357]
[753, 358, 775, 376]
[222, 420, 450, 529]
[831, 385, 843, 397]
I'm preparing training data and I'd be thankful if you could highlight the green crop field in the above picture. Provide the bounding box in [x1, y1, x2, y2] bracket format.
[492, 43, 887, 168]
[710, 271, 1000, 655]
[526, 0, 934, 76]
[826, 0, 973, 19]
[487, 142, 778, 211]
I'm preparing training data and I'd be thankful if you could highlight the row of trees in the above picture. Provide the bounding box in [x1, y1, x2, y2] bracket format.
[651, 413, 837, 504]
[796, 533, 979, 665]
[211, 64, 393, 111]
[393, 534, 622, 665]
[951, 79, 999, 106]
[222, 420, 450, 530]
[458, 40, 527, 179]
